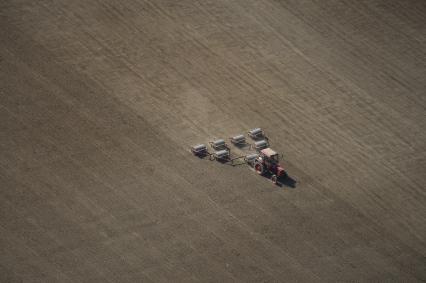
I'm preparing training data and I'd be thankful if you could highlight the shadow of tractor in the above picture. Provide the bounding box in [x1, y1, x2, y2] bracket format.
[278, 175, 297, 188]
[260, 171, 297, 188]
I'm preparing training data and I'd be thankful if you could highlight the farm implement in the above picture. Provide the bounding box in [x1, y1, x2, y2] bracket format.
[191, 128, 287, 184]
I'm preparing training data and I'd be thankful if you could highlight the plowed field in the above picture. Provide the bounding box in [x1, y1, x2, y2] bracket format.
[1, 0, 425, 281]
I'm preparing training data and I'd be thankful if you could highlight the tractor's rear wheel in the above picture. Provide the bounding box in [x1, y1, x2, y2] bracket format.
[254, 163, 264, 175]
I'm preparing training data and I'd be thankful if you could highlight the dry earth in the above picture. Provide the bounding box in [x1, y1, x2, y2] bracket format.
[1, 0, 425, 282]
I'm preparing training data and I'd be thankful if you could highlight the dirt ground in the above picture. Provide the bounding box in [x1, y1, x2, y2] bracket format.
[1, 0, 425, 282]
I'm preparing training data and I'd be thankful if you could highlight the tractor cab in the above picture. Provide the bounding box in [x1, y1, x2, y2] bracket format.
[260, 148, 280, 164]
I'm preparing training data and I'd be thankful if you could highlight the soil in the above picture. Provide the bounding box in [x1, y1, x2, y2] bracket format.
[1, 0, 425, 281]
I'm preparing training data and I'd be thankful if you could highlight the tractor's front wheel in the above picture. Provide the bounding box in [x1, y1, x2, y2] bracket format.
[254, 163, 264, 175]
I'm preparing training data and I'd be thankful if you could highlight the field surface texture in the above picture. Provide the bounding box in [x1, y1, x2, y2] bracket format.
[1, 0, 425, 282]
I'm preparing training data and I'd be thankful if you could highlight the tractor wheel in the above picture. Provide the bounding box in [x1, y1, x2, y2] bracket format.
[271, 175, 278, 184]
[254, 163, 264, 175]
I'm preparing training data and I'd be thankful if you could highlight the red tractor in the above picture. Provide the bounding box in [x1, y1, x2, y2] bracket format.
[254, 148, 287, 184]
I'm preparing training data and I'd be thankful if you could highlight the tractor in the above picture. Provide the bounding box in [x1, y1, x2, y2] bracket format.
[254, 148, 287, 184]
